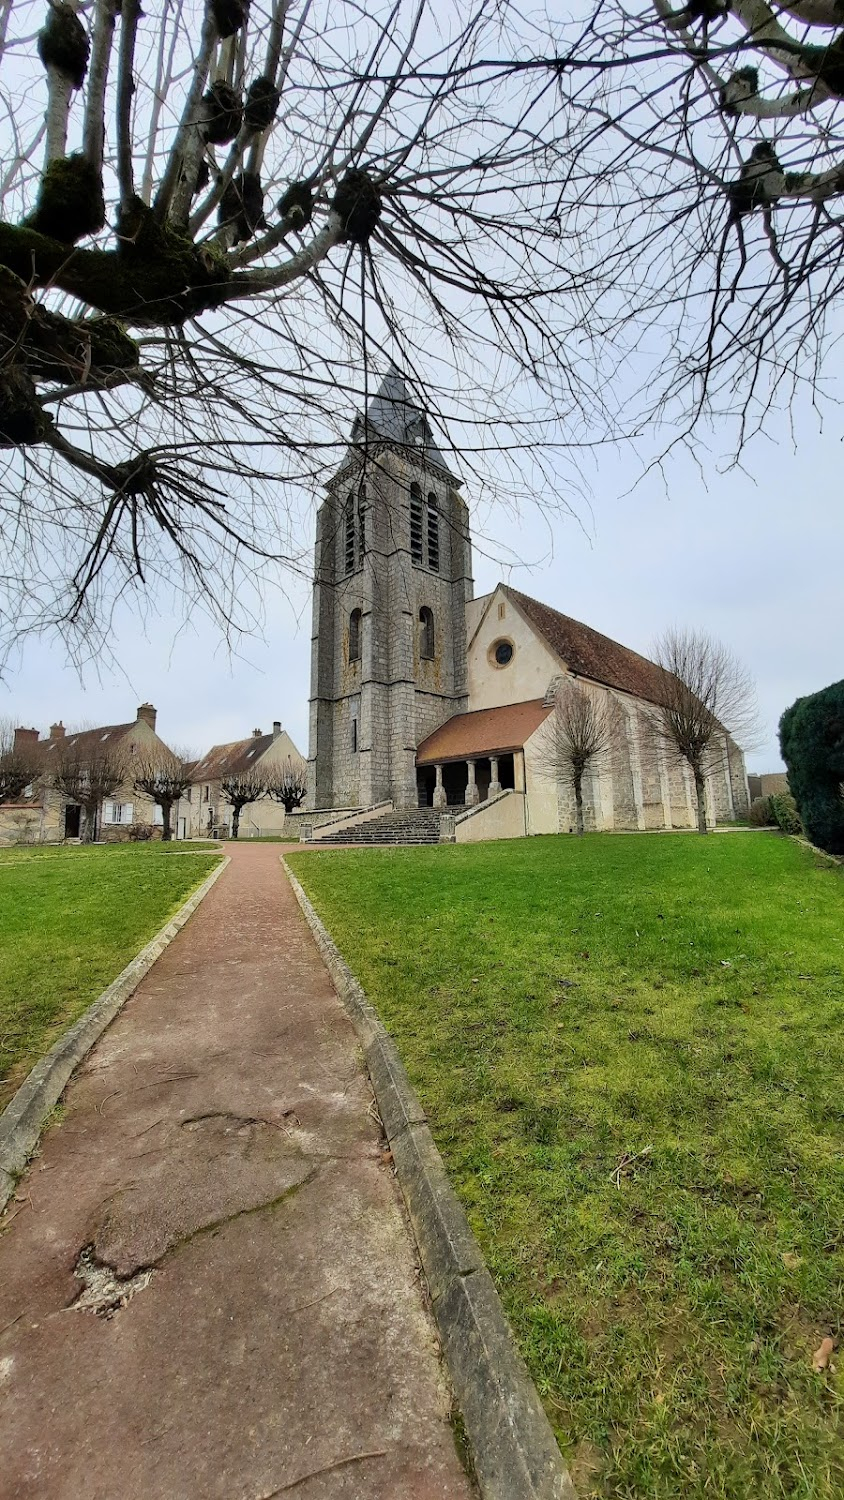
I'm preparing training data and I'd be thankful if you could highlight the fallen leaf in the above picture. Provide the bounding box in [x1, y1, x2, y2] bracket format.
[813, 1336, 835, 1372]
[781, 1252, 803, 1270]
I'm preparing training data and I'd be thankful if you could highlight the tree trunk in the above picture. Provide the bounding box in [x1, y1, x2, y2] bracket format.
[694, 770, 708, 834]
[231, 804, 241, 839]
[161, 799, 173, 841]
[574, 773, 585, 836]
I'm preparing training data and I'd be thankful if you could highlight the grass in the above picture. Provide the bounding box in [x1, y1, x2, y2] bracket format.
[0, 842, 220, 1108]
[288, 833, 844, 1500]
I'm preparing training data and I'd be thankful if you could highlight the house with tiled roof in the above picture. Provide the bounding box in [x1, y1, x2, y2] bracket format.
[307, 372, 750, 841]
[190, 723, 304, 838]
[1, 705, 187, 844]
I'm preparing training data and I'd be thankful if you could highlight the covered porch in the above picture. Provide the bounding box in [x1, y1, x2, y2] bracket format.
[415, 699, 552, 812]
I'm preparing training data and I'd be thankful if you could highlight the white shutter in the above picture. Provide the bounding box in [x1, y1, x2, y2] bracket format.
[102, 801, 115, 825]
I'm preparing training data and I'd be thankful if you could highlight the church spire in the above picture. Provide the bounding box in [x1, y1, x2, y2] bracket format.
[351, 367, 458, 482]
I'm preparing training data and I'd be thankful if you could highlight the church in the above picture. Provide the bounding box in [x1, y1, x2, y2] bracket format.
[307, 372, 749, 841]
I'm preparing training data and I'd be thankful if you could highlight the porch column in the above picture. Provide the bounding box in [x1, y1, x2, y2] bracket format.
[465, 759, 480, 806]
[432, 763, 447, 810]
[489, 756, 502, 796]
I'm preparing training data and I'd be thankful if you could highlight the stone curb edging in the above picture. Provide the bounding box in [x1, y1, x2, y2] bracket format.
[282, 856, 576, 1500]
[0, 854, 230, 1214]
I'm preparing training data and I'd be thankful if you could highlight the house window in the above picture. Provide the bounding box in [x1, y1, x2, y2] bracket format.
[349, 607, 362, 663]
[410, 483, 423, 565]
[351, 717, 358, 753]
[419, 606, 435, 660]
[102, 801, 134, 825]
[427, 494, 440, 572]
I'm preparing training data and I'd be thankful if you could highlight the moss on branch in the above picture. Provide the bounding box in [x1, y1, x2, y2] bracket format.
[0, 202, 232, 326]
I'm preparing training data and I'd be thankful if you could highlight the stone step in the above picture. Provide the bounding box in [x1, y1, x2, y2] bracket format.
[310, 807, 448, 846]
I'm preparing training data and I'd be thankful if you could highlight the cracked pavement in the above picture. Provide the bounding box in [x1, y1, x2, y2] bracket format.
[0, 842, 474, 1499]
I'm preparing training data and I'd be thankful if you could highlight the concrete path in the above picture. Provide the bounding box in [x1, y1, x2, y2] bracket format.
[0, 843, 474, 1500]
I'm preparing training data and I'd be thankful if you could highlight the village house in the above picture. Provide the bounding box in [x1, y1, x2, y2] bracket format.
[190, 723, 305, 838]
[1, 704, 188, 845]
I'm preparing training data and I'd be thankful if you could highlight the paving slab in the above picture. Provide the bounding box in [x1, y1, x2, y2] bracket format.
[0, 842, 474, 1500]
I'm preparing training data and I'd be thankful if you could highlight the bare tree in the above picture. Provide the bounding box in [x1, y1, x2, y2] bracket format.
[653, 629, 759, 835]
[534, 680, 615, 836]
[51, 740, 126, 842]
[265, 758, 308, 814]
[0, 0, 600, 665]
[0, 719, 41, 805]
[540, 0, 844, 451]
[132, 749, 195, 841]
[219, 768, 268, 839]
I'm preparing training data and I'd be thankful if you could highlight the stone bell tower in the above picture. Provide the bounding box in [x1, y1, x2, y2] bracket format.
[308, 370, 473, 810]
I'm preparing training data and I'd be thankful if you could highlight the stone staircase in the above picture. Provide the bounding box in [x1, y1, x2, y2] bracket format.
[310, 808, 449, 846]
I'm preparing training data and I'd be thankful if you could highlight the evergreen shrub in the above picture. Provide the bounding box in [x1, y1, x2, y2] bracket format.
[779, 681, 844, 855]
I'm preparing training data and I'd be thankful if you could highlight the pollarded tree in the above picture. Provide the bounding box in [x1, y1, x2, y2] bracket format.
[534, 680, 616, 836]
[0, 719, 41, 805]
[132, 750, 195, 841]
[219, 767, 267, 839]
[653, 629, 759, 834]
[51, 739, 126, 841]
[265, 758, 308, 815]
[779, 680, 844, 854]
[0, 0, 596, 665]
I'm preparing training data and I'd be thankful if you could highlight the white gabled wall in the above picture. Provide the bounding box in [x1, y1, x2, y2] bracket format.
[467, 586, 560, 710]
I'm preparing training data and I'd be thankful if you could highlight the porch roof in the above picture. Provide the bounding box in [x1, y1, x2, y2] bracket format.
[416, 699, 551, 766]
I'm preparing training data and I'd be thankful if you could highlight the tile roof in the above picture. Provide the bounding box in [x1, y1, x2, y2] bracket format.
[416, 700, 552, 765]
[505, 588, 671, 706]
[354, 368, 457, 480]
[192, 734, 274, 781]
[38, 723, 136, 759]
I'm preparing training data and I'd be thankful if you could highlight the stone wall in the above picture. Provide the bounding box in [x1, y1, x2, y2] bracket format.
[521, 683, 748, 835]
[309, 446, 473, 810]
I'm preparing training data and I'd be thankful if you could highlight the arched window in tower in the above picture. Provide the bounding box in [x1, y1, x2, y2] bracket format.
[419, 606, 435, 660]
[410, 483, 423, 565]
[348, 608, 362, 663]
[427, 493, 440, 573]
[357, 487, 367, 560]
[344, 494, 356, 576]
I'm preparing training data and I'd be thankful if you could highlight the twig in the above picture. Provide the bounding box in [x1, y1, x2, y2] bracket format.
[611, 1145, 653, 1189]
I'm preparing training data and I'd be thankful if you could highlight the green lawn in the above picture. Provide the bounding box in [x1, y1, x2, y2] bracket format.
[0, 843, 220, 1107]
[289, 834, 844, 1500]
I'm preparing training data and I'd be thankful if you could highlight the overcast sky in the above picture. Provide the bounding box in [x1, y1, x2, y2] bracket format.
[1, 389, 838, 773]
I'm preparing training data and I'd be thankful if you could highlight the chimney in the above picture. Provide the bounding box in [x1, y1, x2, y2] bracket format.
[273, 721, 281, 740]
[13, 726, 40, 752]
[50, 721, 66, 740]
[137, 703, 157, 731]
[252, 727, 263, 738]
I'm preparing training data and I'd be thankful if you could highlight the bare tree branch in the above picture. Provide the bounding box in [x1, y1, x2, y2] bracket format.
[653, 627, 760, 833]
[533, 680, 615, 835]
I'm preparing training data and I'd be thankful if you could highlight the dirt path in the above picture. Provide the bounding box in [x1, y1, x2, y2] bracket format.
[0, 843, 473, 1500]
